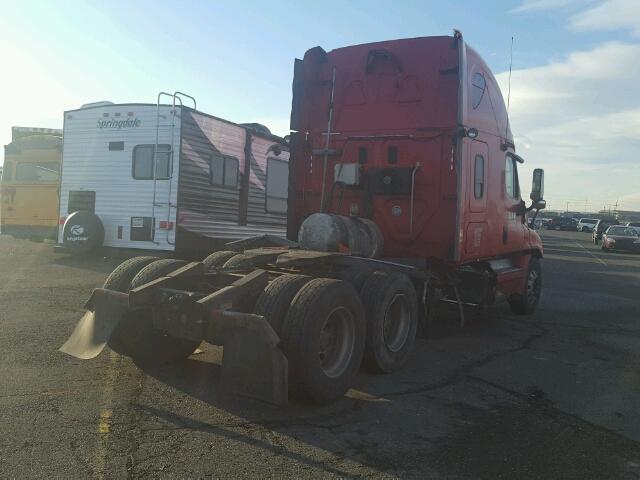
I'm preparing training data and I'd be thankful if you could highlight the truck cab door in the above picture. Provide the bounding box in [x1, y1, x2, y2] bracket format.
[502, 154, 525, 252]
[463, 140, 489, 258]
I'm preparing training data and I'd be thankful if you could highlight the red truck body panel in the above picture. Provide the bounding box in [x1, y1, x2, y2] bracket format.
[289, 35, 542, 273]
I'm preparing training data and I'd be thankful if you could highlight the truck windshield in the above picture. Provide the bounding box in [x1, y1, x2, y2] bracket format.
[15, 162, 60, 182]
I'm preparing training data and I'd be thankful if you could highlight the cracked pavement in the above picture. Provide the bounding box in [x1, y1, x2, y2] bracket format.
[1, 230, 640, 478]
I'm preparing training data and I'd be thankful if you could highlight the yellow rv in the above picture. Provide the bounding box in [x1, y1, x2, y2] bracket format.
[1, 127, 63, 239]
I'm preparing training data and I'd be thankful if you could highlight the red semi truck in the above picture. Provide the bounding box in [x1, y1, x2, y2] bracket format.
[60, 31, 546, 406]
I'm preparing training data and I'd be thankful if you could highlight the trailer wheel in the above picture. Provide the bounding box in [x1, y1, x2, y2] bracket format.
[360, 271, 418, 373]
[254, 274, 312, 335]
[509, 257, 542, 315]
[103, 256, 159, 355]
[202, 251, 236, 271]
[117, 259, 201, 364]
[281, 278, 365, 404]
[223, 254, 254, 270]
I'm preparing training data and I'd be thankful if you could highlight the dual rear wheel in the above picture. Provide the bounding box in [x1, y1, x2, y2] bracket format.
[253, 269, 419, 404]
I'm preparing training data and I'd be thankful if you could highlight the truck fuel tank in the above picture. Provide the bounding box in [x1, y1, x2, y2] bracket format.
[298, 213, 383, 258]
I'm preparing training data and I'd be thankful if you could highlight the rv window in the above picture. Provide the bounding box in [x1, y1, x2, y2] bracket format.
[474, 155, 484, 199]
[471, 72, 486, 109]
[265, 158, 288, 214]
[132, 145, 171, 180]
[505, 156, 520, 199]
[15, 162, 60, 182]
[210, 154, 238, 188]
[224, 157, 238, 187]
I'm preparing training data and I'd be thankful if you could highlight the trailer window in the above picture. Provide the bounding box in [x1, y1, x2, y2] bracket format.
[132, 145, 171, 180]
[474, 155, 484, 198]
[505, 156, 520, 199]
[15, 162, 60, 182]
[210, 154, 238, 188]
[471, 72, 486, 109]
[265, 158, 288, 214]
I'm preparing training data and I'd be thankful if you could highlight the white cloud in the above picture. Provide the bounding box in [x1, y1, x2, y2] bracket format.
[570, 0, 640, 36]
[495, 42, 640, 211]
[510, 0, 593, 14]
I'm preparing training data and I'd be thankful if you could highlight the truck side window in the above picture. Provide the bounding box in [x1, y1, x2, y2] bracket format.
[471, 72, 486, 109]
[210, 154, 238, 188]
[265, 157, 288, 213]
[15, 162, 60, 182]
[505, 156, 520, 199]
[474, 155, 484, 198]
[132, 145, 171, 180]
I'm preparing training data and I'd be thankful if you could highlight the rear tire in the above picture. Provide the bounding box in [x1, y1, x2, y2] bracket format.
[118, 259, 201, 365]
[254, 274, 312, 336]
[104, 256, 159, 355]
[509, 257, 542, 315]
[281, 278, 365, 404]
[222, 254, 254, 269]
[202, 251, 236, 271]
[336, 266, 374, 293]
[360, 271, 418, 373]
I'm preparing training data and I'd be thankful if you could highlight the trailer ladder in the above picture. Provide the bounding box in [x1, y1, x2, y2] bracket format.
[152, 91, 197, 245]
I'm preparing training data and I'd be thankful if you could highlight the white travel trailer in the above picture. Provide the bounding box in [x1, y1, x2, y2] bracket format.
[58, 93, 289, 255]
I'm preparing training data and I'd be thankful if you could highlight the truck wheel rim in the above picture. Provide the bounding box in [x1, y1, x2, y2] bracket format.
[527, 269, 541, 306]
[318, 307, 355, 378]
[383, 294, 411, 353]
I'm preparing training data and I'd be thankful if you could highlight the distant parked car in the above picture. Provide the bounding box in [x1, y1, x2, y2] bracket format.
[546, 217, 578, 231]
[601, 226, 640, 252]
[592, 218, 620, 244]
[625, 221, 640, 233]
[576, 218, 599, 232]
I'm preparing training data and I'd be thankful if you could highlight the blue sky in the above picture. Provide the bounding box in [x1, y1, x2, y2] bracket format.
[1, 0, 639, 211]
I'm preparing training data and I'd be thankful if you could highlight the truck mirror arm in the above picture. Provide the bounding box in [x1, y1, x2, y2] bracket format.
[525, 199, 547, 225]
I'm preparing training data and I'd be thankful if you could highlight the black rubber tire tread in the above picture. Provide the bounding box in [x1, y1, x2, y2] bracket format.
[222, 254, 254, 269]
[281, 278, 365, 404]
[337, 267, 374, 293]
[120, 259, 201, 364]
[202, 251, 236, 271]
[103, 256, 159, 292]
[104, 256, 159, 354]
[253, 274, 312, 336]
[509, 257, 542, 315]
[360, 271, 418, 373]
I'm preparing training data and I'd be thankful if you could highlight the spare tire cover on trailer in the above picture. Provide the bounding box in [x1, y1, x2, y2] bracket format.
[62, 211, 105, 253]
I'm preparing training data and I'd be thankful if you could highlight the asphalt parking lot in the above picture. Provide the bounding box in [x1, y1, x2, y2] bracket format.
[1, 230, 640, 479]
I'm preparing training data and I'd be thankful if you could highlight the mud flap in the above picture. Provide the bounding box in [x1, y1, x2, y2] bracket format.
[59, 288, 129, 359]
[210, 311, 288, 406]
